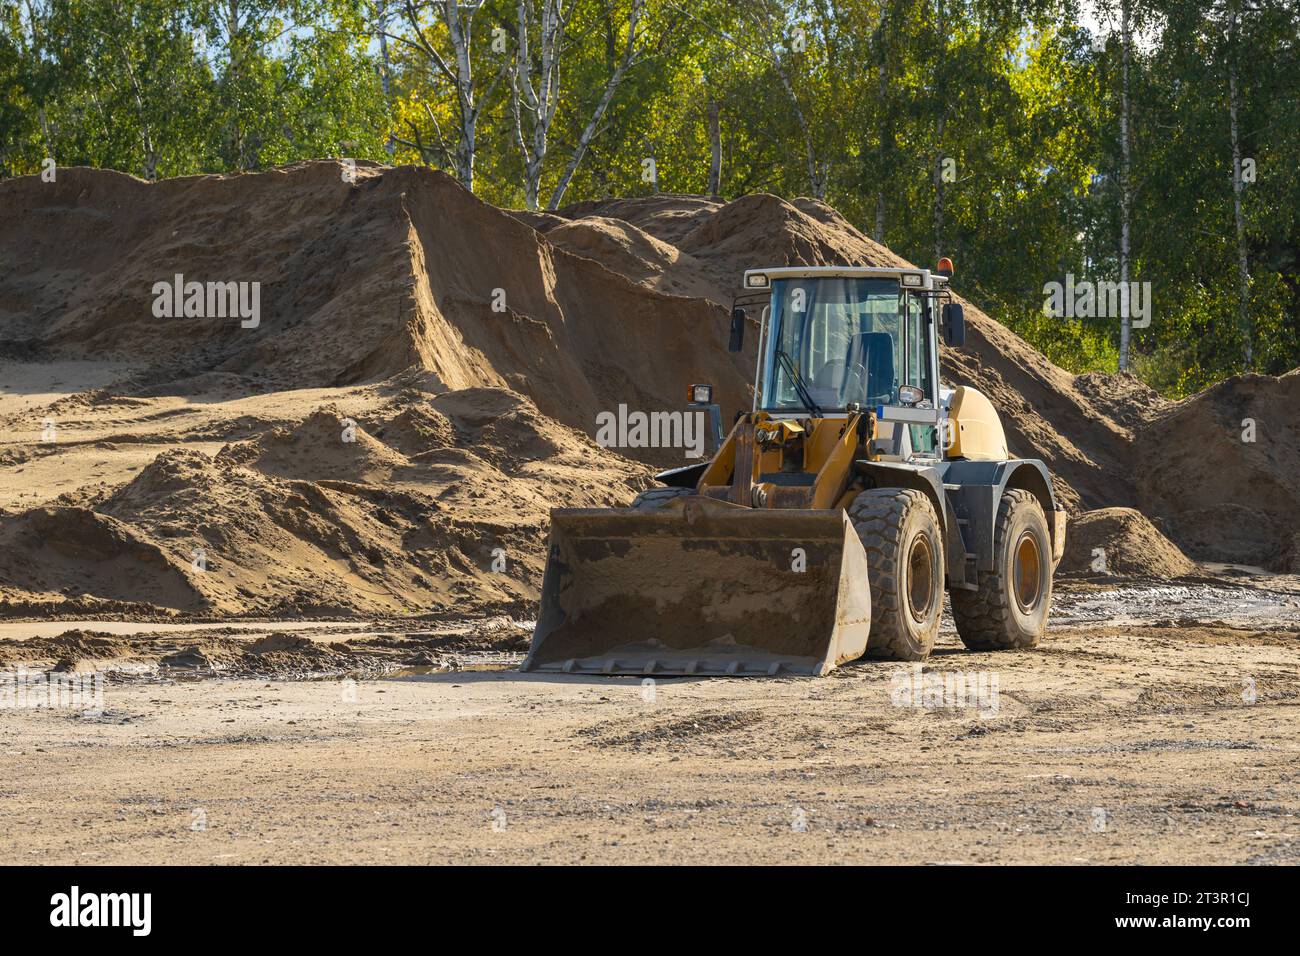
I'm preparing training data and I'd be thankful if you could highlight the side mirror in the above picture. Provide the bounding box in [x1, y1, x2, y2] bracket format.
[941, 302, 965, 347]
[728, 307, 746, 352]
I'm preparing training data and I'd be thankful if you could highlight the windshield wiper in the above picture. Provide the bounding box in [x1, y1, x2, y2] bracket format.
[776, 348, 822, 417]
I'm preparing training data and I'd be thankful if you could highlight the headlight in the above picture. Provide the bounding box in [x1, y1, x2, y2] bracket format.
[689, 384, 713, 404]
[898, 385, 924, 405]
[745, 273, 769, 288]
[901, 273, 924, 288]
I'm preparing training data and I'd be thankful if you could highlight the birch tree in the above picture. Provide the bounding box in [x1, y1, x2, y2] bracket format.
[366, 0, 396, 154]
[511, 0, 566, 210]
[546, 0, 646, 210]
[1117, 0, 1134, 372]
[871, 2, 893, 242]
[19, 0, 54, 159]
[758, 2, 828, 200]
[390, 0, 504, 190]
[706, 91, 721, 197]
[1225, 2, 1251, 370]
[1090, 0, 1142, 371]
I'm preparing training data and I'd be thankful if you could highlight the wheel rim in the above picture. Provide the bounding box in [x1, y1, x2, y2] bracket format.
[1013, 531, 1043, 613]
[906, 534, 935, 623]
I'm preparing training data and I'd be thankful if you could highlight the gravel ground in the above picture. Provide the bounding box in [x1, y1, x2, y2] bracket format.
[1, 604, 1296, 864]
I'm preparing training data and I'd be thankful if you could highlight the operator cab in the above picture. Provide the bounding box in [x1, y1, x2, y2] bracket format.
[733, 266, 962, 461]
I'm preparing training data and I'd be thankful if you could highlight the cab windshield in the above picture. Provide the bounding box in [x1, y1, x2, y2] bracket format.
[760, 276, 932, 412]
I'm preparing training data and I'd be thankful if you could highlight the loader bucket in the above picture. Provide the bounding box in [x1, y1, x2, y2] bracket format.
[522, 500, 872, 677]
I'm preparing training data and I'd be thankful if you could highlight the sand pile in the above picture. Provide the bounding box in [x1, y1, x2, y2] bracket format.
[1059, 508, 1198, 578]
[1133, 370, 1300, 569]
[0, 626, 356, 675]
[2, 161, 1298, 615]
[0, 629, 135, 669]
[0, 385, 646, 618]
[1072, 372, 1171, 432]
[0, 162, 1191, 507]
[543, 192, 1142, 513]
[0, 162, 751, 456]
[0, 506, 207, 615]
[539, 192, 1300, 567]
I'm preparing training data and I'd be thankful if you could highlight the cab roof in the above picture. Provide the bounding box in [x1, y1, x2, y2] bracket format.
[741, 265, 949, 292]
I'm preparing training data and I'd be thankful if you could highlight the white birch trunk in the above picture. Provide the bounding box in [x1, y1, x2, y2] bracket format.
[1228, 8, 1252, 371]
[1118, 0, 1133, 372]
[546, 0, 644, 211]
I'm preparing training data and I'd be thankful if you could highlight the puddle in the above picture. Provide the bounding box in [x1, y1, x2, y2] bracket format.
[0, 620, 362, 640]
[1050, 583, 1300, 629]
[386, 653, 526, 678]
[0, 617, 534, 643]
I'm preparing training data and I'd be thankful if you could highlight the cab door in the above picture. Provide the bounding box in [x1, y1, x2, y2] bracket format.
[902, 293, 939, 457]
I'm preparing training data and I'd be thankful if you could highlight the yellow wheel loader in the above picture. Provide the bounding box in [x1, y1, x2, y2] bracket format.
[522, 261, 1067, 676]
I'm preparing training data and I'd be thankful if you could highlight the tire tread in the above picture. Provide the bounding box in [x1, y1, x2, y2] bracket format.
[951, 488, 1047, 651]
[849, 488, 941, 661]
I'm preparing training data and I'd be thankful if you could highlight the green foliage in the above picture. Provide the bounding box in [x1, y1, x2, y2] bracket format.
[1006, 306, 1120, 377]
[1, 0, 385, 177]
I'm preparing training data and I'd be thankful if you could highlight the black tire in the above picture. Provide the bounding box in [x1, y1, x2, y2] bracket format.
[951, 488, 1052, 651]
[848, 488, 944, 661]
[629, 487, 695, 511]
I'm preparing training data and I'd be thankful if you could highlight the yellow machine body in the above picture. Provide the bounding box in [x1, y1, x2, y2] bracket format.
[522, 264, 1066, 677]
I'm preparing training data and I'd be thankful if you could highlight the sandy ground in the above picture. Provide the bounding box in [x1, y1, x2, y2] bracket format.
[0, 359, 406, 511]
[2, 606, 1296, 865]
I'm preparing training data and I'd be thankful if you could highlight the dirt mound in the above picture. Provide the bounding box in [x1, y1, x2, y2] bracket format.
[0, 380, 647, 618]
[363, 403, 458, 456]
[542, 217, 719, 301]
[96, 448, 450, 616]
[544, 195, 1296, 549]
[237, 632, 351, 672]
[0, 629, 136, 668]
[1059, 507, 1198, 578]
[248, 632, 317, 654]
[0, 506, 207, 614]
[548, 191, 1138, 513]
[3, 161, 1297, 618]
[216, 408, 408, 484]
[110, 445, 533, 617]
[0, 163, 752, 452]
[556, 194, 723, 247]
[1072, 372, 1172, 431]
[1134, 370, 1300, 568]
[0, 163, 1148, 509]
